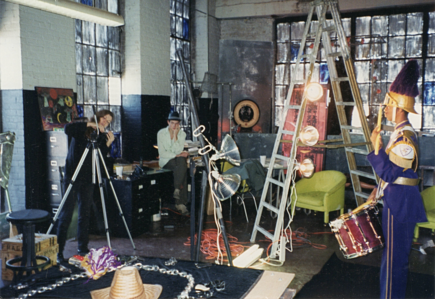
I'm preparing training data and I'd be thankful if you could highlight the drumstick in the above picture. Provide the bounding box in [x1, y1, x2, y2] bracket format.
[374, 105, 383, 155]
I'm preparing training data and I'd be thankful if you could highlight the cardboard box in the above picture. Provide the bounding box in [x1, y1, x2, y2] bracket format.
[2, 234, 57, 252]
[1, 244, 58, 280]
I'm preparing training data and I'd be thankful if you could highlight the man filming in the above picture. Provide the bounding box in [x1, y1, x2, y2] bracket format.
[56, 110, 115, 263]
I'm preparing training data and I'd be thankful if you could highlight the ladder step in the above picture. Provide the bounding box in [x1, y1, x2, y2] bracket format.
[268, 177, 286, 188]
[331, 77, 349, 82]
[274, 154, 289, 162]
[323, 25, 336, 32]
[345, 147, 369, 155]
[284, 104, 301, 110]
[281, 129, 295, 136]
[328, 52, 343, 58]
[254, 225, 274, 241]
[341, 125, 363, 131]
[336, 102, 356, 106]
[350, 169, 376, 180]
[354, 191, 370, 199]
[261, 201, 279, 214]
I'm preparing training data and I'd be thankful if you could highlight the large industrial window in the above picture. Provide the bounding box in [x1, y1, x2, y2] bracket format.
[275, 6, 435, 133]
[75, 0, 122, 137]
[170, 0, 192, 139]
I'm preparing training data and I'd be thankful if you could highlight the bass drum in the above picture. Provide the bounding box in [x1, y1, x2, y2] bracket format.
[329, 202, 384, 259]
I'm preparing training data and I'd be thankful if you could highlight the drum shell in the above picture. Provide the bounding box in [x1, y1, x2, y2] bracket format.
[330, 205, 384, 259]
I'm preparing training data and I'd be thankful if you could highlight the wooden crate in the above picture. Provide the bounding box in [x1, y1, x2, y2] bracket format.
[1, 244, 58, 280]
[2, 234, 57, 252]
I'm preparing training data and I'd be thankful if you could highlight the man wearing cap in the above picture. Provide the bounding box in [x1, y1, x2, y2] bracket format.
[157, 111, 189, 215]
[367, 60, 427, 299]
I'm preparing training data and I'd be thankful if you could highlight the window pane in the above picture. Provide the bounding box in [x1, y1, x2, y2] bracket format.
[424, 82, 435, 105]
[96, 24, 108, 47]
[170, 15, 176, 37]
[425, 58, 435, 81]
[387, 60, 405, 82]
[75, 20, 82, 43]
[389, 14, 406, 36]
[355, 38, 370, 59]
[388, 36, 405, 58]
[407, 12, 423, 35]
[97, 77, 108, 104]
[109, 105, 121, 132]
[108, 27, 120, 50]
[82, 45, 97, 75]
[406, 35, 422, 57]
[96, 48, 108, 76]
[429, 12, 435, 34]
[176, 16, 183, 38]
[428, 34, 435, 57]
[291, 22, 305, 40]
[95, 0, 107, 10]
[372, 16, 388, 36]
[76, 75, 84, 105]
[82, 21, 95, 45]
[356, 16, 370, 36]
[277, 43, 289, 63]
[107, 0, 118, 13]
[422, 106, 435, 130]
[83, 75, 97, 104]
[275, 64, 289, 85]
[109, 77, 121, 106]
[183, 3, 189, 19]
[176, 0, 183, 17]
[355, 61, 371, 83]
[275, 85, 287, 106]
[277, 23, 290, 42]
[76, 44, 83, 74]
[109, 50, 121, 76]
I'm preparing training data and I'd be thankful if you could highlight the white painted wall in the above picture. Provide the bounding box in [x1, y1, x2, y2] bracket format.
[20, 6, 76, 90]
[0, 1, 23, 90]
[123, 0, 170, 96]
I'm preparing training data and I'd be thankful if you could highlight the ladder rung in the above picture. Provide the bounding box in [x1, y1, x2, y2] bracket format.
[281, 129, 295, 136]
[274, 154, 289, 162]
[323, 25, 336, 32]
[268, 177, 285, 188]
[254, 225, 274, 241]
[354, 191, 370, 199]
[328, 52, 343, 58]
[284, 104, 301, 110]
[345, 147, 369, 155]
[341, 125, 363, 131]
[331, 77, 349, 82]
[336, 102, 356, 106]
[261, 201, 279, 214]
[350, 170, 376, 180]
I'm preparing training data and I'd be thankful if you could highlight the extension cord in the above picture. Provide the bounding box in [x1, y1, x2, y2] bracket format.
[233, 245, 264, 268]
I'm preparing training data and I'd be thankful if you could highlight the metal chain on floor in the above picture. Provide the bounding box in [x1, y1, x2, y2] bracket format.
[15, 261, 195, 299]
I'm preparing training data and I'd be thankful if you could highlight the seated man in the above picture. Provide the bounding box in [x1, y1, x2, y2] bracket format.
[157, 111, 189, 215]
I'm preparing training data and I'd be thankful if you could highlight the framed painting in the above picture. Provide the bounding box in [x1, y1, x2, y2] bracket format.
[35, 87, 78, 131]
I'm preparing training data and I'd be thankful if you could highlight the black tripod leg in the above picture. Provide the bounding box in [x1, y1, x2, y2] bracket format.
[46, 145, 91, 235]
[195, 170, 208, 262]
[97, 148, 136, 250]
[190, 159, 196, 261]
[93, 149, 112, 249]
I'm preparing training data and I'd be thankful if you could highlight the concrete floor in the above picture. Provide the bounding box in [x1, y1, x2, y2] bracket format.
[2, 191, 434, 298]
[60, 193, 435, 296]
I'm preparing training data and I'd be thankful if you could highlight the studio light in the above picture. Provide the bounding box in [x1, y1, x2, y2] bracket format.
[299, 126, 319, 146]
[305, 83, 323, 102]
[210, 134, 241, 166]
[296, 158, 315, 178]
[210, 171, 241, 201]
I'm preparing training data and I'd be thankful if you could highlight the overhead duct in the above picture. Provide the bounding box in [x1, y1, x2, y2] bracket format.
[4, 0, 124, 27]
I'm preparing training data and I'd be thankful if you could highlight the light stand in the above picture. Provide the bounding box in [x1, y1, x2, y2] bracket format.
[177, 49, 235, 265]
[46, 124, 136, 251]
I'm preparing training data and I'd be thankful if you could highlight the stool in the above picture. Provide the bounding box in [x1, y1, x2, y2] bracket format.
[5, 209, 51, 283]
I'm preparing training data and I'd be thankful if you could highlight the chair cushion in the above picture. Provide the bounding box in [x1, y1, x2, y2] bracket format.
[296, 192, 326, 207]
[426, 209, 435, 222]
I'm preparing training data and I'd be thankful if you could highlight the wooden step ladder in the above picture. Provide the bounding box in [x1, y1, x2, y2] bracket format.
[250, 0, 378, 263]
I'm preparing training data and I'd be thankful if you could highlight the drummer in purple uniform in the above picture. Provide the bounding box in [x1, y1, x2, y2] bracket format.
[367, 60, 427, 299]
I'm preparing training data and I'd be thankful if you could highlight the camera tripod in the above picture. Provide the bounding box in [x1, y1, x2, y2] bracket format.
[46, 133, 136, 251]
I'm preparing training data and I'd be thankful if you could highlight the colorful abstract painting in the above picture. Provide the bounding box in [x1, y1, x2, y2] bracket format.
[36, 87, 78, 131]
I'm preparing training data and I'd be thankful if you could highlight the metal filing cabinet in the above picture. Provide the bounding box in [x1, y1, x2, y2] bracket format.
[46, 131, 68, 208]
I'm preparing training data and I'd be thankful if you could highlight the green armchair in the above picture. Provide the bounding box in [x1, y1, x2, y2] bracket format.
[291, 170, 346, 223]
[414, 186, 435, 239]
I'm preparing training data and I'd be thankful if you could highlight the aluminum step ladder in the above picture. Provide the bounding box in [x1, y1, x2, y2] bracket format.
[250, 0, 378, 262]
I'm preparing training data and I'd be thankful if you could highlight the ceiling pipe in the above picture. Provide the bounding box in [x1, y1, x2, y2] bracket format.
[5, 0, 124, 27]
